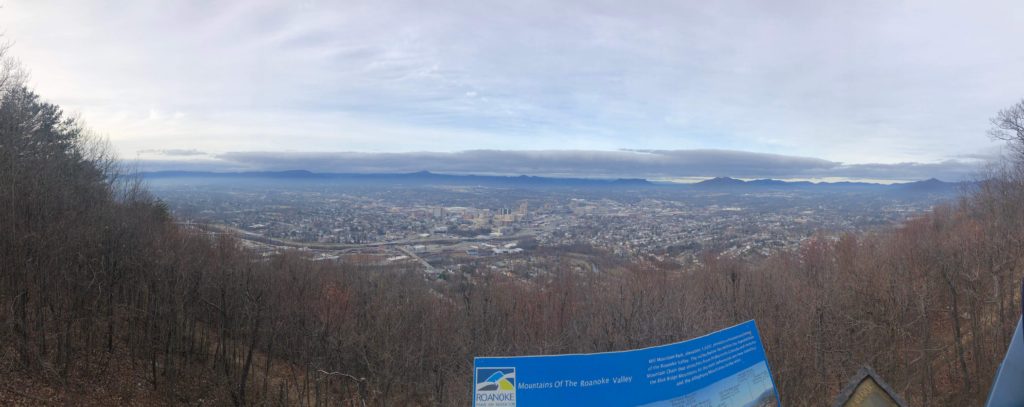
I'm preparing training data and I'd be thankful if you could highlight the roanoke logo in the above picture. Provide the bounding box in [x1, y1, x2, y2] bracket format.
[475, 367, 516, 407]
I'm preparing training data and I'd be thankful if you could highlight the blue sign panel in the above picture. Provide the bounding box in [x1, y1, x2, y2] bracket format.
[986, 317, 1024, 406]
[474, 320, 780, 407]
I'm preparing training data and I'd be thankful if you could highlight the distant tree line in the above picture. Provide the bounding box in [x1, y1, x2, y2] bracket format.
[2, 47, 1024, 406]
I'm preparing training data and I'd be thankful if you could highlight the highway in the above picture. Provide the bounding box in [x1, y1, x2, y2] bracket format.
[180, 222, 530, 251]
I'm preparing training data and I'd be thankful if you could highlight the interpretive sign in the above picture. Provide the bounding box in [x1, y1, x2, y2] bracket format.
[986, 317, 1024, 406]
[831, 366, 906, 407]
[473, 320, 780, 407]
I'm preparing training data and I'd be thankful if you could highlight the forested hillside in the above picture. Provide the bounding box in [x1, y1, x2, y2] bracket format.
[2, 49, 1024, 406]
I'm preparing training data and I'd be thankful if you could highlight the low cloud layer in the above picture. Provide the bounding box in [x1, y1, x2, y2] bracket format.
[138, 148, 206, 157]
[137, 149, 988, 182]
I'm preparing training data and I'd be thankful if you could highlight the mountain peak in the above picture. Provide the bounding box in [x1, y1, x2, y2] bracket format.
[695, 177, 745, 186]
[904, 178, 947, 186]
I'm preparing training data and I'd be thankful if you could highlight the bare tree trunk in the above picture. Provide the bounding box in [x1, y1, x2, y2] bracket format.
[235, 304, 262, 407]
[943, 271, 972, 393]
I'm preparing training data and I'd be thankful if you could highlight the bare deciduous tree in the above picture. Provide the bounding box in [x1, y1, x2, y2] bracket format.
[991, 99, 1024, 156]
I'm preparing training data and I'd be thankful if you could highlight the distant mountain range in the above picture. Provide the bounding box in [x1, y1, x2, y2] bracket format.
[142, 171, 968, 194]
[691, 176, 967, 193]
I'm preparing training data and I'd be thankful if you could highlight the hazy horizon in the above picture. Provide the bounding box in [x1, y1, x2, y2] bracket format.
[132, 147, 991, 183]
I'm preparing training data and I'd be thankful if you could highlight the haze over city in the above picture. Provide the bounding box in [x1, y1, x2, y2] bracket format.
[4, 0, 1024, 181]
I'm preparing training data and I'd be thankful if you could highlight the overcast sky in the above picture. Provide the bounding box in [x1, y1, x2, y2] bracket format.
[3, 0, 1023, 181]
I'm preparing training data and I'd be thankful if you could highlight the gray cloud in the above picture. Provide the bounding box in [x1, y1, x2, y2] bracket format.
[138, 149, 984, 182]
[138, 148, 207, 157]
[833, 161, 985, 182]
